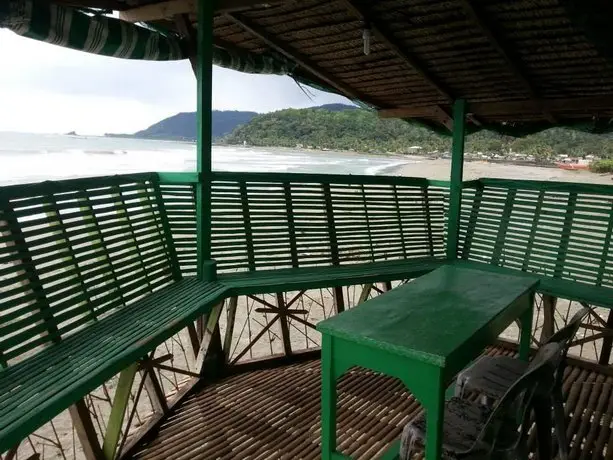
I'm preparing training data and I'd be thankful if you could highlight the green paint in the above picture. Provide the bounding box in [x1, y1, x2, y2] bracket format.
[156, 172, 199, 184]
[151, 177, 183, 281]
[491, 188, 517, 265]
[219, 258, 445, 296]
[447, 100, 467, 260]
[211, 170, 439, 188]
[196, 0, 215, 279]
[555, 192, 577, 278]
[318, 265, 537, 460]
[103, 363, 138, 460]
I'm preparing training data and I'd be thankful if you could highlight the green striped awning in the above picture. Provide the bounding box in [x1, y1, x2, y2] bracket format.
[0, 0, 296, 74]
[0, 0, 185, 60]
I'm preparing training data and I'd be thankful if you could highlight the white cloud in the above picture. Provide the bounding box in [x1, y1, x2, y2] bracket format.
[0, 29, 350, 135]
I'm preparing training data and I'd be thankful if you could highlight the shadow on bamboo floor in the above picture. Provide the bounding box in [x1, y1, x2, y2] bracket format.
[129, 346, 613, 460]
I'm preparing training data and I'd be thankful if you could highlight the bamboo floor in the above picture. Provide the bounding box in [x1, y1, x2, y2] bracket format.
[130, 346, 613, 460]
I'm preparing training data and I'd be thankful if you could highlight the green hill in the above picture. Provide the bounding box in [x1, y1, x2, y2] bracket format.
[134, 110, 258, 140]
[223, 107, 613, 160]
[106, 110, 258, 141]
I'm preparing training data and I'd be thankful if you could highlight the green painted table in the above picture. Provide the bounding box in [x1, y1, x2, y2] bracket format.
[317, 265, 539, 460]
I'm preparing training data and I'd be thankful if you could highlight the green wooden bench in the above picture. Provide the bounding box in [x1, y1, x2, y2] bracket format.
[457, 178, 613, 308]
[0, 174, 226, 453]
[160, 172, 449, 295]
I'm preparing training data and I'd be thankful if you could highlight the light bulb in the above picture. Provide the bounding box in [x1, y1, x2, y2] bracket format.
[362, 28, 371, 55]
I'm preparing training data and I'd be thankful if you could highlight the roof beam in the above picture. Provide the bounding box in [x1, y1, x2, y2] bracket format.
[56, 0, 128, 10]
[458, 0, 556, 123]
[174, 14, 197, 74]
[378, 95, 613, 120]
[339, 0, 458, 130]
[379, 106, 437, 119]
[119, 0, 290, 23]
[225, 12, 382, 106]
[340, 0, 453, 102]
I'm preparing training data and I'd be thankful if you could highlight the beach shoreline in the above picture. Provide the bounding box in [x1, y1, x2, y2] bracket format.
[392, 156, 613, 184]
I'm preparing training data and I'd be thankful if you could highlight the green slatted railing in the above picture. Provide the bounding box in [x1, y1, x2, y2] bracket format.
[158, 172, 449, 276]
[458, 178, 613, 291]
[0, 173, 178, 365]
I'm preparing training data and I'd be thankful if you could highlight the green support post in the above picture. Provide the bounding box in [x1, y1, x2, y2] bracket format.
[102, 363, 138, 460]
[196, 0, 216, 280]
[446, 99, 467, 260]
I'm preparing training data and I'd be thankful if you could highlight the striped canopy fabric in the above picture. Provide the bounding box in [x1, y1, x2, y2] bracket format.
[0, 0, 185, 60]
[0, 0, 296, 74]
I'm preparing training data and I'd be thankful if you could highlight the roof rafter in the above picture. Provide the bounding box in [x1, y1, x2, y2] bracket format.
[119, 0, 291, 23]
[225, 12, 386, 107]
[378, 94, 613, 120]
[339, 0, 456, 130]
[458, 0, 556, 123]
[56, 0, 129, 10]
[174, 14, 197, 74]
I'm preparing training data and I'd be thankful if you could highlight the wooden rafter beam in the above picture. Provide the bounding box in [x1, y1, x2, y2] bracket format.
[379, 106, 439, 119]
[56, 0, 129, 10]
[458, 0, 556, 123]
[339, 0, 460, 130]
[225, 12, 381, 106]
[174, 14, 197, 73]
[378, 95, 613, 120]
[341, 0, 452, 102]
[119, 0, 290, 22]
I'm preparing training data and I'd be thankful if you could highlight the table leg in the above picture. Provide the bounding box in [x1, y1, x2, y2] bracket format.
[424, 379, 445, 460]
[518, 293, 535, 361]
[321, 334, 337, 460]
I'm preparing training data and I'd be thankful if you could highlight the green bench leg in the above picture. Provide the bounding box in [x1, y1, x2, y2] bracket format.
[223, 297, 239, 362]
[358, 284, 373, 304]
[103, 362, 138, 460]
[195, 302, 224, 375]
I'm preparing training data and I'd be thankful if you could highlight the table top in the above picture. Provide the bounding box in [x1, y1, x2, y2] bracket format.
[317, 265, 538, 367]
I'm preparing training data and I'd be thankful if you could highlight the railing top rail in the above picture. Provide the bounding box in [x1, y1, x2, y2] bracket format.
[158, 171, 450, 188]
[211, 170, 435, 187]
[157, 172, 199, 184]
[467, 177, 613, 196]
[0, 173, 157, 200]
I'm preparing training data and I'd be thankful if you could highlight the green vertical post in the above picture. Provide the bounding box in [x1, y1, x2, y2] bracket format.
[446, 99, 467, 260]
[196, 0, 216, 280]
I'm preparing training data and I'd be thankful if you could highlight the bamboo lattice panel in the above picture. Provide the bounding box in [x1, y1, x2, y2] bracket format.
[209, 172, 446, 273]
[0, 174, 177, 365]
[459, 179, 613, 289]
[159, 182, 197, 276]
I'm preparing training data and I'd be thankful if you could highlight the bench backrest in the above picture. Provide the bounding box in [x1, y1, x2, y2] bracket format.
[458, 178, 613, 288]
[160, 172, 448, 275]
[0, 174, 180, 366]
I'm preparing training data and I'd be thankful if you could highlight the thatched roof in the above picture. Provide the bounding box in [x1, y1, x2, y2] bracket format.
[46, 0, 613, 133]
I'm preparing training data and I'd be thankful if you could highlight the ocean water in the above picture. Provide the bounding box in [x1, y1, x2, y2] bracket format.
[0, 132, 417, 186]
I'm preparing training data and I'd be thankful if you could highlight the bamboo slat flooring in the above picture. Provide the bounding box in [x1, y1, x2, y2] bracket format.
[130, 347, 613, 460]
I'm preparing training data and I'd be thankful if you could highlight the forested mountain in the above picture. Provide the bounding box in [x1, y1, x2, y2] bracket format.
[223, 106, 613, 159]
[110, 105, 357, 141]
[129, 110, 258, 140]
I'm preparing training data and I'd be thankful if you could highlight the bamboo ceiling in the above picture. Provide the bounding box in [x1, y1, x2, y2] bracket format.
[55, 0, 613, 133]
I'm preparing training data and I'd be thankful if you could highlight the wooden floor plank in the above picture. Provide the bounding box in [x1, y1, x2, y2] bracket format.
[130, 347, 613, 460]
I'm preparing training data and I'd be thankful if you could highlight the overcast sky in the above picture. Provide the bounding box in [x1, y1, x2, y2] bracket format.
[0, 29, 350, 135]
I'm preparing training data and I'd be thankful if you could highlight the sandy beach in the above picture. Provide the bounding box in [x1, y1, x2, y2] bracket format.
[395, 157, 613, 184]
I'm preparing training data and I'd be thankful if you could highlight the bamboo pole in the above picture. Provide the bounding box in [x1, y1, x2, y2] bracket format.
[196, 0, 215, 280]
[446, 99, 467, 259]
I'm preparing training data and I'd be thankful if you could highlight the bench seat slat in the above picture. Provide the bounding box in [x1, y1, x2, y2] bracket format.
[219, 258, 447, 296]
[0, 278, 227, 453]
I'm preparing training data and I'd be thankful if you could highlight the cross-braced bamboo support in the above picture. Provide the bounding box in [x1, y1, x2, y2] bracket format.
[69, 400, 103, 460]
